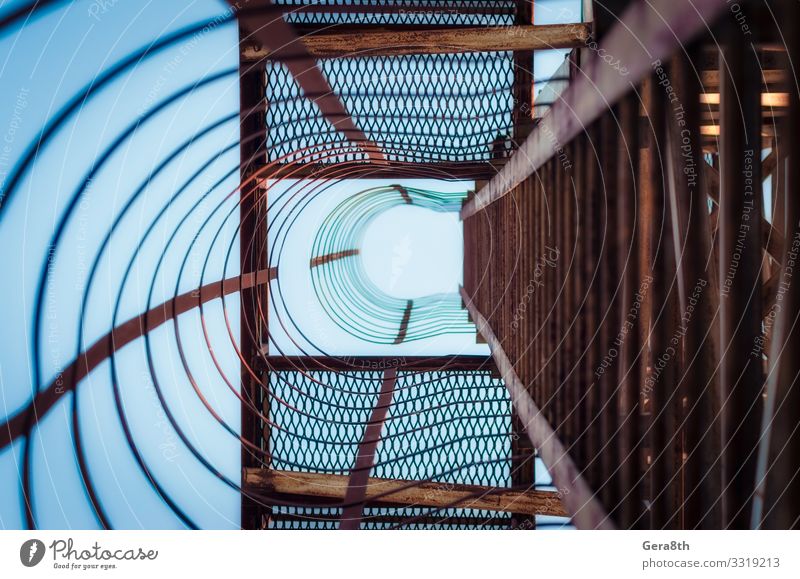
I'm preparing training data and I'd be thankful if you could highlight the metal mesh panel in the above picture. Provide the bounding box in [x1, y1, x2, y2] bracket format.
[373, 370, 510, 486]
[269, 370, 380, 473]
[266, 368, 512, 529]
[275, 0, 517, 26]
[360, 507, 510, 529]
[265, 52, 516, 164]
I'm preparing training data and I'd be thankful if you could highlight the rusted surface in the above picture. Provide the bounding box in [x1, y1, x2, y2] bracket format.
[239, 33, 270, 530]
[0, 267, 278, 452]
[245, 469, 567, 517]
[310, 249, 360, 268]
[460, 288, 614, 529]
[340, 369, 398, 529]
[718, 13, 764, 528]
[393, 300, 414, 344]
[241, 23, 590, 60]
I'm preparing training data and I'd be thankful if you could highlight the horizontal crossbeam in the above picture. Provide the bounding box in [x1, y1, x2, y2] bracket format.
[244, 468, 567, 517]
[241, 23, 590, 60]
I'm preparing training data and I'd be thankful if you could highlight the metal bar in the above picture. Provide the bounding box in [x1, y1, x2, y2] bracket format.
[245, 469, 567, 517]
[460, 0, 731, 220]
[0, 267, 278, 452]
[260, 161, 505, 181]
[309, 248, 359, 268]
[598, 110, 619, 513]
[460, 287, 614, 529]
[393, 300, 414, 344]
[238, 33, 268, 530]
[582, 125, 601, 488]
[509, 4, 537, 514]
[718, 13, 763, 529]
[241, 23, 590, 60]
[262, 355, 496, 372]
[644, 69, 679, 529]
[664, 49, 722, 529]
[753, 0, 800, 531]
[573, 136, 588, 471]
[616, 91, 643, 528]
[340, 368, 398, 529]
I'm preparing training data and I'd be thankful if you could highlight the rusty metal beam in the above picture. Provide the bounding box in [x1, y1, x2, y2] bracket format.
[340, 368, 397, 529]
[615, 92, 644, 528]
[718, 15, 763, 529]
[460, 0, 731, 220]
[244, 468, 568, 517]
[508, 0, 537, 529]
[239, 33, 269, 529]
[240, 23, 590, 60]
[753, 0, 800, 531]
[309, 249, 359, 268]
[664, 50, 723, 529]
[261, 355, 496, 373]
[260, 161, 503, 181]
[393, 300, 413, 344]
[460, 287, 614, 529]
[644, 72, 680, 529]
[0, 267, 278, 452]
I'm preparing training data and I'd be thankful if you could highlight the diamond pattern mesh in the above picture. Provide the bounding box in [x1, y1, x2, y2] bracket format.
[266, 369, 512, 529]
[265, 52, 516, 164]
[275, 0, 516, 26]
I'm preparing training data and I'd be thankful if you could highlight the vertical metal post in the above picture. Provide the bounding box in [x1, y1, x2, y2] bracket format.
[239, 33, 268, 530]
[599, 110, 620, 513]
[755, 0, 800, 530]
[616, 91, 643, 528]
[645, 71, 679, 529]
[718, 13, 763, 529]
[666, 49, 722, 529]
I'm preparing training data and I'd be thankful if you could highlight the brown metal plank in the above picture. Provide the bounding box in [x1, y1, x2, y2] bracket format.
[0, 267, 278, 452]
[309, 248, 359, 268]
[643, 69, 679, 529]
[664, 49, 723, 529]
[260, 161, 504, 181]
[460, 287, 614, 529]
[717, 13, 764, 529]
[598, 110, 619, 513]
[616, 91, 644, 528]
[241, 23, 590, 60]
[245, 469, 567, 517]
[239, 39, 269, 529]
[753, 0, 800, 530]
[340, 368, 398, 529]
[393, 300, 414, 344]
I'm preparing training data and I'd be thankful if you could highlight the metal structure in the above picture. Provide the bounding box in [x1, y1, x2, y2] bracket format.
[1, 0, 799, 531]
[462, 0, 800, 529]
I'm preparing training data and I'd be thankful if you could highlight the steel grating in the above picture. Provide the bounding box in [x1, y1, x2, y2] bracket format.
[275, 0, 517, 27]
[265, 51, 516, 164]
[266, 369, 513, 529]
